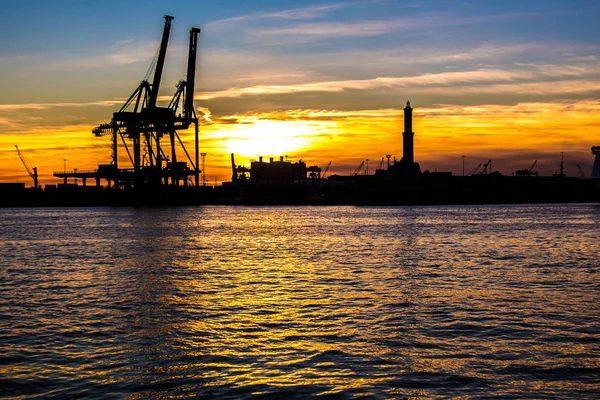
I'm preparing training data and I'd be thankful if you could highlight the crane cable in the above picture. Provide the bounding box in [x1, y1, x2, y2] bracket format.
[143, 45, 161, 82]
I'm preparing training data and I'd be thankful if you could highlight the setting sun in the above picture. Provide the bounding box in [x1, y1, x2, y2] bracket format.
[221, 119, 311, 158]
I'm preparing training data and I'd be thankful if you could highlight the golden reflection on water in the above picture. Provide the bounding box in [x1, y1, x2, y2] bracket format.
[1, 205, 599, 398]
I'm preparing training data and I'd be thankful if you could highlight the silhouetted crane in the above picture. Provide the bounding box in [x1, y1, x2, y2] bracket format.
[470, 163, 482, 175]
[15, 145, 38, 188]
[321, 161, 331, 179]
[482, 159, 492, 174]
[553, 152, 566, 178]
[353, 160, 365, 176]
[516, 160, 538, 177]
[577, 164, 585, 178]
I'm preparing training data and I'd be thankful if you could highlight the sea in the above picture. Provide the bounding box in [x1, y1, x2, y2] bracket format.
[1, 205, 599, 399]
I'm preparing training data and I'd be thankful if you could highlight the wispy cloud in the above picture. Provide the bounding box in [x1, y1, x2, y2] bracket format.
[204, 100, 600, 126]
[248, 11, 565, 44]
[43, 39, 176, 70]
[206, 3, 353, 29]
[0, 54, 39, 62]
[196, 41, 599, 94]
[256, 19, 410, 40]
[197, 62, 600, 100]
[0, 100, 123, 112]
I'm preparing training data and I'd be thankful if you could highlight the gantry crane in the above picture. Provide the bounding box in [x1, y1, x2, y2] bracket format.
[15, 145, 38, 188]
[91, 16, 201, 188]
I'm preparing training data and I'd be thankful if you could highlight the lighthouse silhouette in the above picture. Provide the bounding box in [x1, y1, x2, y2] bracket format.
[403, 101, 415, 165]
[394, 100, 421, 175]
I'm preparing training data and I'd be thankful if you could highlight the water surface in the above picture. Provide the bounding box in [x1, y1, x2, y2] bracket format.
[1, 205, 599, 398]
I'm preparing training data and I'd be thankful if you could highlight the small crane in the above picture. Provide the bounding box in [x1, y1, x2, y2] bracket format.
[482, 159, 492, 174]
[15, 145, 39, 189]
[321, 161, 332, 179]
[553, 152, 566, 178]
[516, 160, 538, 177]
[577, 164, 585, 178]
[378, 157, 385, 170]
[353, 160, 365, 176]
[470, 163, 482, 175]
[528, 160, 538, 175]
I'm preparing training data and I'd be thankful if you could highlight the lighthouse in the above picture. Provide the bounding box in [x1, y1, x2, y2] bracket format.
[403, 101, 414, 165]
[390, 100, 420, 175]
[592, 146, 600, 178]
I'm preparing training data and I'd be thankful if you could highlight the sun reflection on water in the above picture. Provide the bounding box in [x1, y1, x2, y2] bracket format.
[0, 205, 599, 397]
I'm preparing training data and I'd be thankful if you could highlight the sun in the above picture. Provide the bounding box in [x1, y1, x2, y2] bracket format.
[223, 118, 313, 159]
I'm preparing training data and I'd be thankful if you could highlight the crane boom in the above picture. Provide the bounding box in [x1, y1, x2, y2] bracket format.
[353, 160, 365, 176]
[184, 27, 200, 121]
[321, 161, 331, 179]
[470, 163, 482, 175]
[231, 153, 237, 182]
[482, 159, 492, 174]
[149, 15, 174, 108]
[15, 145, 38, 188]
[528, 160, 537, 172]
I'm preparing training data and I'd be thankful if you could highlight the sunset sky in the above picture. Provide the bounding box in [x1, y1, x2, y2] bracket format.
[1, 0, 600, 185]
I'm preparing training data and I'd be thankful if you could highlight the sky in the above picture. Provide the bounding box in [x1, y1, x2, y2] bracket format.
[1, 0, 600, 185]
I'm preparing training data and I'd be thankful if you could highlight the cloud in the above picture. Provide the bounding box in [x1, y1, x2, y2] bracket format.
[221, 108, 400, 123]
[197, 62, 600, 100]
[424, 79, 600, 96]
[0, 54, 39, 62]
[207, 100, 600, 124]
[205, 3, 353, 29]
[256, 19, 412, 40]
[0, 100, 123, 112]
[194, 41, 599, 96]
[247, 10, 570, 44]
[42, 39, 185, 71]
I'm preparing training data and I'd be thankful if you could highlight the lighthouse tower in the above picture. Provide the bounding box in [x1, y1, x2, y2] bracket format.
[592, 146, 600, 178]
[403, 101, 415, 165]
[391, 100, 421, 175]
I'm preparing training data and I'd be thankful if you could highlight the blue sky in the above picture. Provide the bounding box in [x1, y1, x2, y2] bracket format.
[2, 0, 599, 105]
[1, 0, 600, 181]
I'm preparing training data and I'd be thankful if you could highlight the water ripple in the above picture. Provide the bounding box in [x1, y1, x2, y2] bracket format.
[1, 204, 599, 398]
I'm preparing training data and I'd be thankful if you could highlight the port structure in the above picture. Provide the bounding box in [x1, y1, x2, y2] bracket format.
[592, 146, 600, 178]
[230, 154, 321, 186]
[56, 16, 202, 188]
